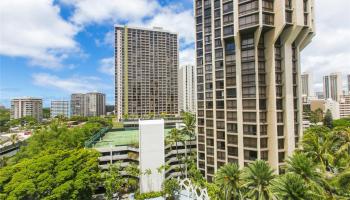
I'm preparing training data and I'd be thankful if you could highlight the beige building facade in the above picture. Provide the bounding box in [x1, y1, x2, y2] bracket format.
[340, 95, 350, 118]
[115, 26, 179, 120]
[195, 0, 315, 180]
[178, 65, 197, 114]
[11, 97, 43, 122]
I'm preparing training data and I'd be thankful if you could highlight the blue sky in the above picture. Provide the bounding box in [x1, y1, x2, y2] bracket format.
[1, 0, 350, 108]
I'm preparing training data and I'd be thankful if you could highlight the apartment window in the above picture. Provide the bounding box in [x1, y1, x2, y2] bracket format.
[207, 129, 214, 137]
[244, 138, 257, 148]
[227, 123, 237, 133]
[279, 152, 285, 163]
[206, 101, 213, 109]
[197, 93, 204, 100]
[243, 112, 256, 122]
[244, 150, 257, 160]
[243, 125, 257, 135]
[215, 49, 223, 59]
[204, 8, 211, 17]
[260, 125, 267, 136]
[206, 120, 214, 128]
[216, 101, 225, 109]
[215, 19, 221, 28]
[217, 121, 225, 130]
[241, 49, 255, 61]
[206, 83, 213, 90]
[215, 29, 221, 38]
[227, 88, 237, 98]
[228, 135, 238, 145]
[239, 1, 259, 15]
[226, 41, 235, 55]
[242, 86, 256, 98]
[260, 138, 268, 148]
[239, 14, 259, 28]
[223, 14, 234, 25]
[218, 151, 226, 160]
[261, 151, 268, 160]
[242, 74, 256, 85]
[259, 99, 266, 110]
[217, 141, 226, 150]
[223, 25, 234, 36]
[215, 39, 222, 48]
[198, 102, 204, 109]
[277, 125, 284, 136]
[278, 139, 285, 149]
[227, 100, 237, 109]
[216, 91, 224, 100]
[214, 9, 221, 18]
[217, 131, 225, 140]
[223, 2, 233, 14]
[227, 111, 237, 121]
[276, 99, 283, 110]
[206, 110, 213, 118]
[217, 111, 225, 119]
[277, 112, 283, 123]
[262, 0, 274, 12]
[228, 147, 238, 156]
[216, 81, 224, 89]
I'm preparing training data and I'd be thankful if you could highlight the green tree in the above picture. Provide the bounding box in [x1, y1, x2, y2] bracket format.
[0, 149, 100, 200]
[323, 109, 333, 129]
[166, 128, 185, 176]
[285, 152, 326, 196]
[214, 163, 242, 200]
[309, 108, 323, 124]
[162, 178, 180, 200]
[242, 160, 276, 200]
[271, 173, 316, 200]
[42, 108, 50, 119]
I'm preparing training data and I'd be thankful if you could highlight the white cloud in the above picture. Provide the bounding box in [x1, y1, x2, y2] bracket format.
[134, 8, 195, 46]
[32, 73, 110, 93]
[301, 0, 350, 92]
[60, 0, 159, 25]
[95, 30, 114, 47]
[180, 48, 195, 66]
[99, 57, 114, 75]
[0, 0, 78, 68]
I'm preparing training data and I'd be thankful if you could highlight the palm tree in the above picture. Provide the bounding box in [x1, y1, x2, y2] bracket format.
[167, 128, 184, 176]
[181, 112, 196, 154]
[271, 172, 317, 200]
[242, 160, 276, 200]
[214, 163, 242, 200]
[302, 126, 334, 172]
[285, 152, 326, 196]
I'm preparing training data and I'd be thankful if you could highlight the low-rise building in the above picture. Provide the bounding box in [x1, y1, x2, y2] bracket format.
[340, 95, 350, 118]
[310, 99, 340, 119]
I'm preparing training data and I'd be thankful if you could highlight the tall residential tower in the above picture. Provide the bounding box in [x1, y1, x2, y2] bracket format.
[178, 65, 197, 113]
[323, 72, 342, 102]
[195, 0, 315, 180]
[301, 72, 313, 102]
[51, 100, 69, 118]
[115, 26, 178, 119]
[70, 93, 106, 117]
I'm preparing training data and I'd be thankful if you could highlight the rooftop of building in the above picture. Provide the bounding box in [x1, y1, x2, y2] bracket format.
[114, 24, 178, 35]
[93, 128, 173, 148]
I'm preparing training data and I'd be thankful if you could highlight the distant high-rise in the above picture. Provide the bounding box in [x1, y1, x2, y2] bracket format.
[84, 92, 106, 117]
[178, 65, 197, 113]
[71, 93, 85, 116]
[71, 93, 106, 117]
[301, 72, 313, 101]
[115, 26, 178, 119]
[323, 72, 342, 102]
[11, 97, 43, 121]
[195, 0, 315, 179]
[51, 100, 69, 118]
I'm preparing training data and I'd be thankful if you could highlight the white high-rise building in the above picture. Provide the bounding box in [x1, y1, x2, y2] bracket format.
[178, 65, 197, 114]
[11, 97, 43, 121]
[195, 0, 315, 179]
[301, 72, 314, 102]
[51, 100, 69, 118]
[323, 72, 342, 102]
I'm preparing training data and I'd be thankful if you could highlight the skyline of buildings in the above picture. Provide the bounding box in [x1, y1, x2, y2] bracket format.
[178, 65, 197, 113]
[115, 26, 179, 120]
[194, 0, 315, 179]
